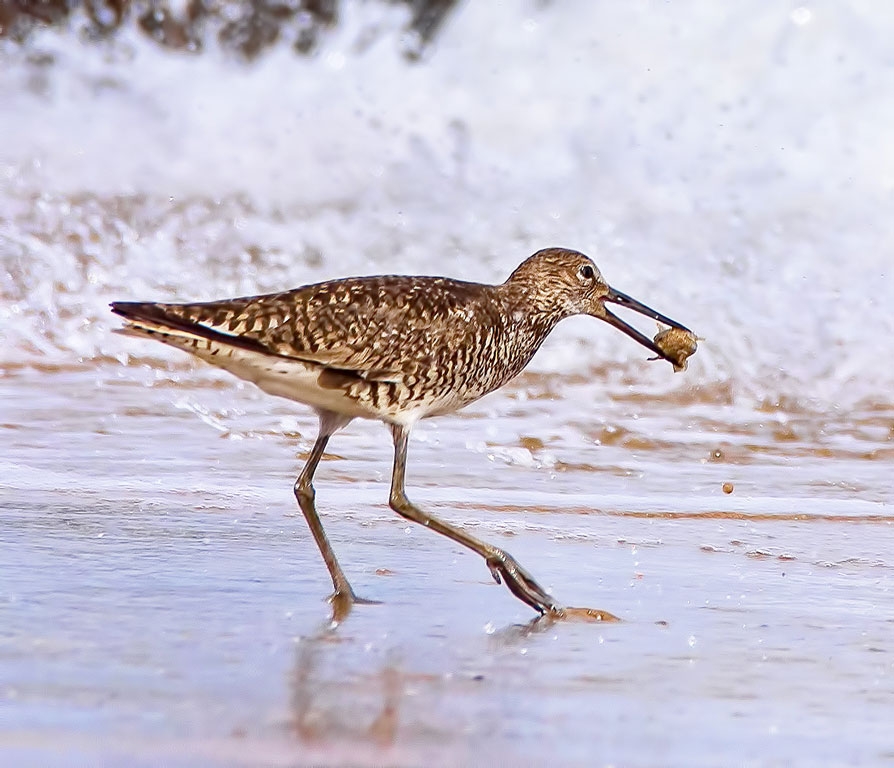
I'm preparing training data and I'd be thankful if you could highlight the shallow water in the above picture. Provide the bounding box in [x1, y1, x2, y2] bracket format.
[3, 0, 894, 764]
[3, 364, 893, 765]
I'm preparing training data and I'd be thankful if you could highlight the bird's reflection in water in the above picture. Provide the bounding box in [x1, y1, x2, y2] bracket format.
[287, 602, 621, 752]
[288, 618, 403, 748]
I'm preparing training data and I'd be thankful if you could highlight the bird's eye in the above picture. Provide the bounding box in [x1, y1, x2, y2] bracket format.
[578, 264, 595, 281]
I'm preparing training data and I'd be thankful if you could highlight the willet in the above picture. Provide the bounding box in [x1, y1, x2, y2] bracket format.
[112, 247, 693, 618]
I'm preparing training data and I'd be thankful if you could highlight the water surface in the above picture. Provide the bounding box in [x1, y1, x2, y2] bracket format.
[3, 364, 892, 765]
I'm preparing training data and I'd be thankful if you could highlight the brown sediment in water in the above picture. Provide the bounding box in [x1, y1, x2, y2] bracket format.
[509, 372, 736, 408]
[555, 606, 621, 623]
[454, 503, 894, 524]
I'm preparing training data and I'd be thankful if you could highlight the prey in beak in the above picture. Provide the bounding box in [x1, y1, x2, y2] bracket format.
[599, 287, 697, 371]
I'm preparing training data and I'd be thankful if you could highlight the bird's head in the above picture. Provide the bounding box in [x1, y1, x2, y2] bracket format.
[506, 247, 691, 363]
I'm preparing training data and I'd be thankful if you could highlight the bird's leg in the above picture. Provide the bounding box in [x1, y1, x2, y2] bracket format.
[387, 423, 563, 616]
[294, 413, 376, 619]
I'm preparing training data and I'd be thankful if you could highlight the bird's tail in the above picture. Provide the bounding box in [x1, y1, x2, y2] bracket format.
[110, 301, 268, 355]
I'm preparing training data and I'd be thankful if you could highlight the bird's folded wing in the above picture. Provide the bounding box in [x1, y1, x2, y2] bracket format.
[111, 275, 481, 383]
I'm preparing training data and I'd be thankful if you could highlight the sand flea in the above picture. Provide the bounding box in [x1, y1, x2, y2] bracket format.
[652, 326, 699, 372]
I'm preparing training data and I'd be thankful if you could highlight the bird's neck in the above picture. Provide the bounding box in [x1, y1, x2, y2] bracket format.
[478, 283, 567, 385]
[496, 278, 571, 330]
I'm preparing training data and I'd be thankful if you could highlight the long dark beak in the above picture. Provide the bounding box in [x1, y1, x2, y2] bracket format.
[601, 287, 692, 362]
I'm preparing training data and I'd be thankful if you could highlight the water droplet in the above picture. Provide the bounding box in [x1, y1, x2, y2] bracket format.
[790, 7, 812, 26]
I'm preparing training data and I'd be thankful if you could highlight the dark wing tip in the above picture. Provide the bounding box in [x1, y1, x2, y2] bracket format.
[110, 301, 157, 321]
[110, 299, 276, 358]
[111, 302, 191, 330]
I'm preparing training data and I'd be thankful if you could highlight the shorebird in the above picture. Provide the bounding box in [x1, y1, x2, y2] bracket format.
[112, 247, 692, 618]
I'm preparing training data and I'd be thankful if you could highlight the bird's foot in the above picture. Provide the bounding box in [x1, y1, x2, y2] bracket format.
[485, 550, 561, 615]
[484, 552, 620, 621]
[327, 587, 381, 623]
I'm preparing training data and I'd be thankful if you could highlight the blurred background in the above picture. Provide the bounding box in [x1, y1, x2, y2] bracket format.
[2, 0, 892, 408]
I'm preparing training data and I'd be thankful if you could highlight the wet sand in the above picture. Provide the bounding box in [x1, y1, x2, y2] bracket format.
[3, 364, 893, 766]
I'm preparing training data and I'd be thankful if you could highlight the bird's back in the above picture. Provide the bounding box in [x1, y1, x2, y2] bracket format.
[112, 273, 548, 423]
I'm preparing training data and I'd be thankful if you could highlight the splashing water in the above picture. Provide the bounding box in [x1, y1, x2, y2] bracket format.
[2, 2, 893, 413]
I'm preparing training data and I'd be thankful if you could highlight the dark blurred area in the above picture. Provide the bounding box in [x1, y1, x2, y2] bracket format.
[0, 0, 459, 59]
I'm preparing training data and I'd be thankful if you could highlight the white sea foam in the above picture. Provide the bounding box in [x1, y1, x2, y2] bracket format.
[2, 1, 893, 410]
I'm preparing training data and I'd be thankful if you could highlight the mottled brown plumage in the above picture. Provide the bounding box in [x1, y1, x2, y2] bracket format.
[112, 247, 693, 620]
